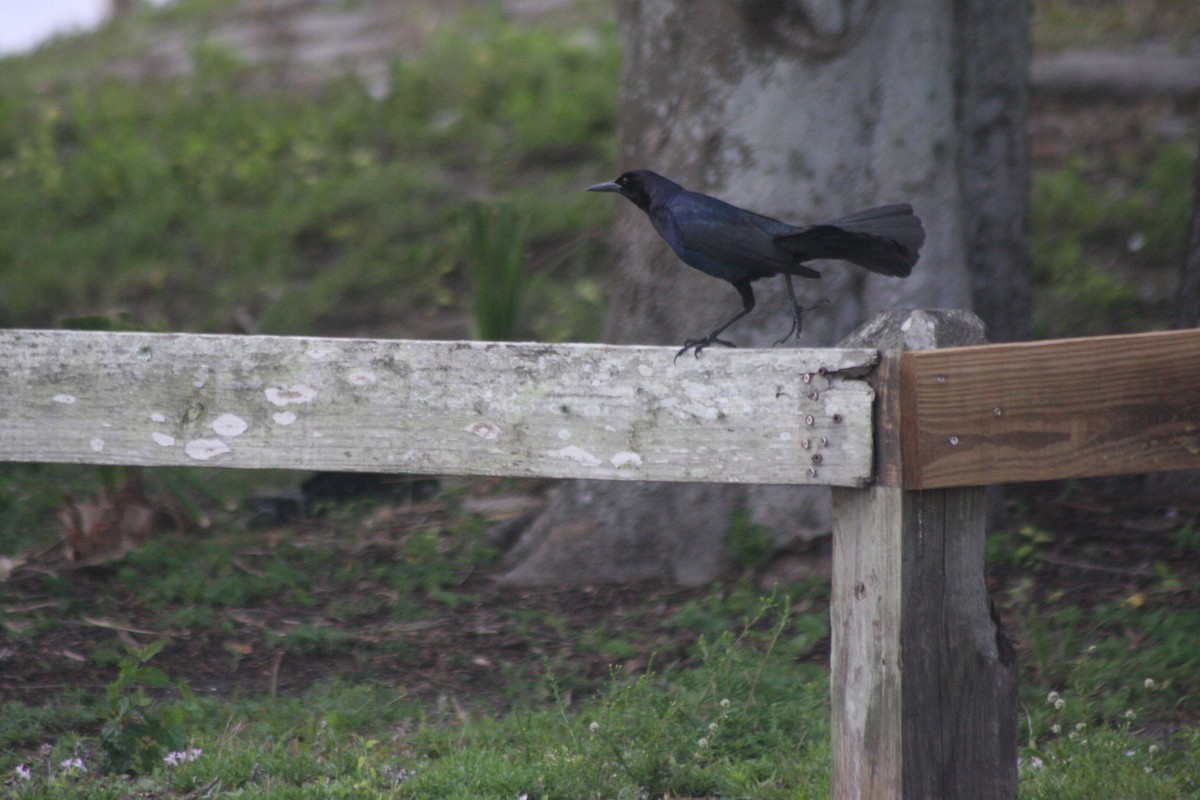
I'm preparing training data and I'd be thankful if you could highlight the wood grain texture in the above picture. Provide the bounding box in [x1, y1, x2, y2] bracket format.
[831, 484, 903, 799]
[900, 487, 1018, 800]
[0, 330, 877, 486]
[831, 310, 1016, 800]
[838, 309, 989, 487]
[900, 328, 1200, 489]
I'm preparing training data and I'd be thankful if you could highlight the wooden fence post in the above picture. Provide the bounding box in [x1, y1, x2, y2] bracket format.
[829, 310, 1018, 800]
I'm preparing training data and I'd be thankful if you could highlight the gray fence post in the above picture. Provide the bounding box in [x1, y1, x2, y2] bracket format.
[829, 310, 1018, 800]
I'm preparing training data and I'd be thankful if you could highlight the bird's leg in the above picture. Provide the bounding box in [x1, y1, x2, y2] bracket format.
[772, 274, 829, 347]
[676, 280, 755, 362]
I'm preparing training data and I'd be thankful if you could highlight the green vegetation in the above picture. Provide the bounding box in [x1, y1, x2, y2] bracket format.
[3, 471, 1200, 797]
[0, 7, 617, 341]
[0, 595, 838, 799]
[983, 503, 1200, 799]
[1030, 143, 1194, 337]
[1032, 0, 1200, 50]
[97, 640, 190, 776]
[3, 567, 1198, 797]
[1, 1, 1191, 344]
[1016, 628, 1200, 798]
[466, 201, 530, 341]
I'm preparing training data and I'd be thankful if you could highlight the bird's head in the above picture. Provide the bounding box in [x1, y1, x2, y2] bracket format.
[586, 170, 673, 213]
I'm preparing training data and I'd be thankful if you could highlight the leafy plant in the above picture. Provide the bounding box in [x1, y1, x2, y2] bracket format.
[98, 640, 189, 775]
[987, 524, 1054, 569]
[465, 200, 529, 341]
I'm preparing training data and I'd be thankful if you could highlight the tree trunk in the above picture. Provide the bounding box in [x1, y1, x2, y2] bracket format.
[501, 0, 1029, 585]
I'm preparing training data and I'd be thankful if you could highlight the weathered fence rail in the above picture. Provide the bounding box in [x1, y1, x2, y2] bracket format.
[2, 310, 1198, 800]
[0, 329, 876, 486]
[899, 328, 1200, 488]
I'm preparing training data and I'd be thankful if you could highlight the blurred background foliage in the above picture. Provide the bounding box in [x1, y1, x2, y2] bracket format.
[0, 5, 618, 343]
[0, 0, 1196, 345]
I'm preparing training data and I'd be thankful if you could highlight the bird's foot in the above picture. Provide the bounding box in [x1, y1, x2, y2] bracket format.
[771, 298, 830, 347]
[771, 318, 800, 348]
[674, 335, 736, 363]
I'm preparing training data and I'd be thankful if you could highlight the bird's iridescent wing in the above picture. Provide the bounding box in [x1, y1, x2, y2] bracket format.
[660, 193, 820, 281]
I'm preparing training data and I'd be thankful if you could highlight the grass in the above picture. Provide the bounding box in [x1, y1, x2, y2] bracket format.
[0, 6, 617, 342]
[3, 564, 1198, 797]
[1, 594, 837, 799]
[1032, 0, 1200, 50]
[465, 201, 530, 341]
[3, 475, 1200, 797]
[1029, 143, 1195, 337]
[978, 490, 1200, 799]
[5, 488, 1199, 797]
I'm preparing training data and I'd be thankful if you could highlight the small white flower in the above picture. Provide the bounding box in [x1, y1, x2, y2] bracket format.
[1124, 709, 1136, 720]
[1075, 722, 1087, 731]
[1046, 691, 1060, 705]
[1144, 678, 1157, 689]
[1050, 724, 1061, 735]
[384, 765, 412, 783]
[1148, 744, 1160, 755]
[697, 738, 708, 748]
[59, 757, 87, 775]
[708, 722, 718, 733]
[1124, 749, 1137, 757]
[1054, 698, 1065, 710]
[13, 764, 32, 781]
[719, 698, 731, 710]
[588, 721, 600, 733]
[164, 748, 203, 767]
[1029, 756, 1044, 769]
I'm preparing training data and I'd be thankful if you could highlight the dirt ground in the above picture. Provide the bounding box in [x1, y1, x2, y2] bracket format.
[2, 474, 1197, 716]
[2, 549, 717, 708]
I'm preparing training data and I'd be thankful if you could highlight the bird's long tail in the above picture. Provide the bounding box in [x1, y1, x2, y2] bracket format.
[773, 204, 924, 278]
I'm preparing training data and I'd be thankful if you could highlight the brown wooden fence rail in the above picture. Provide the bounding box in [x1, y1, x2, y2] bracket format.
[2, 309, 1198, 799]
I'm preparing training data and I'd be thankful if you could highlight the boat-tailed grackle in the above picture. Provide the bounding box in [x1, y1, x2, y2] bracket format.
[587, 170, 924, 360]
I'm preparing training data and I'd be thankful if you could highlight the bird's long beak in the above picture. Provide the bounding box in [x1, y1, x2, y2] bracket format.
[586, 181, 622, 193]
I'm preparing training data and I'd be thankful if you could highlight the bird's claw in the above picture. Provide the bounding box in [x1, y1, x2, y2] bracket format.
[674, 335, 736, 363]
[771, 298, 830, 348]
[771, 319, 800, 348]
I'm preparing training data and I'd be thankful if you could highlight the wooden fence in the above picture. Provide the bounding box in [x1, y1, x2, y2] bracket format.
[2, 309, 1198, 799]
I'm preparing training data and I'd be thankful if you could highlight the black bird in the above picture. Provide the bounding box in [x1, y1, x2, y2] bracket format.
[587, 170, 924, 360]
